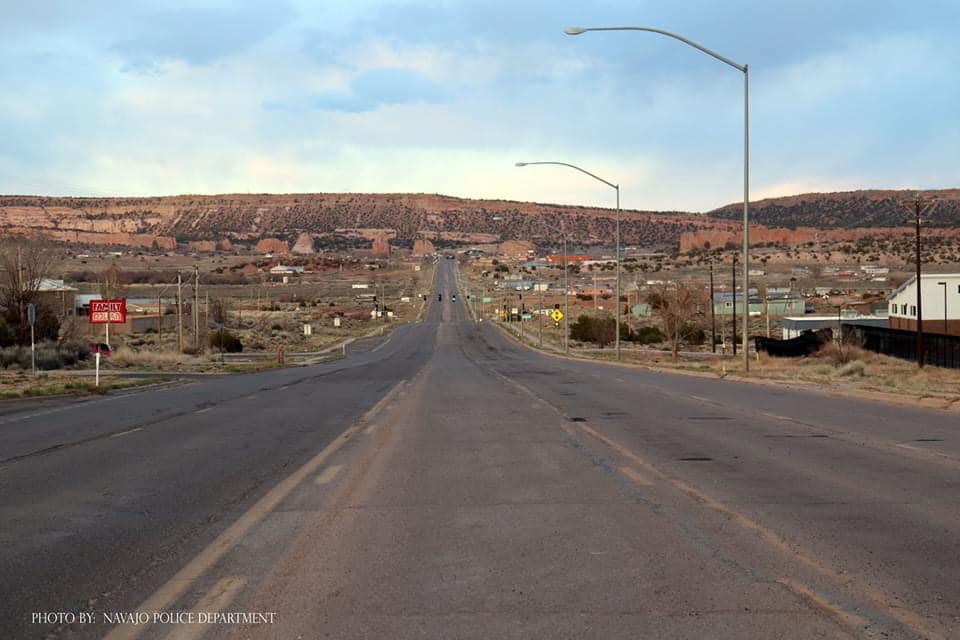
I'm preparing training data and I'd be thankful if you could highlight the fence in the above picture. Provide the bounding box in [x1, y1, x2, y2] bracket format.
[844, 323, 960, 369]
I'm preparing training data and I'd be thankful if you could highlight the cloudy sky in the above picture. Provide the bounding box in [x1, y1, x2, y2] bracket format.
[1, 1, 957, 212]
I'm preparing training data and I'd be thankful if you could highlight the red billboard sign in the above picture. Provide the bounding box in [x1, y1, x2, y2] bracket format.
[89, 299, 127, 324]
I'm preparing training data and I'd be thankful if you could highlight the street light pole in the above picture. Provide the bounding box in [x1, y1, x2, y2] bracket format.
[516, 160, 620, 359]
[563, 221, 570, 354]
[565, 25, 749, 370]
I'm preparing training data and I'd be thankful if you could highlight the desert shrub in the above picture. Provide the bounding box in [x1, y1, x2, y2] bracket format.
[35, 345, 63, 370]
[0, 341, 90, 370]
[836, 360, 866, 377]
[680, 322, 706, 344]
[209, 330, 243, 353]
[634, 325, 665, 344]
[569, 315, 615, 347]
[0, 346, 27, 369]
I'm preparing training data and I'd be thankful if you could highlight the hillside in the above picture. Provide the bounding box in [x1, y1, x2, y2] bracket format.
[0, 193, 703, 252]
[2, 189, 959, 253]
[709, 189, 960, 228]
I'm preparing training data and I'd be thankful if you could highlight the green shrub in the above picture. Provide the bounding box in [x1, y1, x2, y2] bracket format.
[680, 322, 706, 344]
[634, 326, 665, 344]
[569, 315, 615, 348]
[35, 346, 64, 370]
[0, 322, 14, 348]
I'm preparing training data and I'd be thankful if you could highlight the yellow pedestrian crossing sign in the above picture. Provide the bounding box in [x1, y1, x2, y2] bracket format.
[550, 309, 564, 323]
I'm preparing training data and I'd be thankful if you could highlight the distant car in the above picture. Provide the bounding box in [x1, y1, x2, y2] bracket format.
[90, 343, 112, 356]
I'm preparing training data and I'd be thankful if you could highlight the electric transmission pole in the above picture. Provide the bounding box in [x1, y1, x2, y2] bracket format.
[899, 193, 937, 368]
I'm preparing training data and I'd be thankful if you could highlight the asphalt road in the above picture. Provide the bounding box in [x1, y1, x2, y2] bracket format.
[2, 259, 958, 639]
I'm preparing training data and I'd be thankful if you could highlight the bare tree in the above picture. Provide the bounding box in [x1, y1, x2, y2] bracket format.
[0, 237, 58, 343]
[98, 263, 127, 300]
[652, 283, 704, 361]
[209, 298, 230, 326]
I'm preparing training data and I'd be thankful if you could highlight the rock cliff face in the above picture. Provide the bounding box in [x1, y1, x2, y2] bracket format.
[679, 225, 960, 252]
[254, 238, 289, 254]
[709, 189, 960, 228]
[2, 189, 958, 253]
[412, 238, 436, 256]
[370, 231, 390, 257]
[291, 232, 316, 254]
[0, 193, 697, 251]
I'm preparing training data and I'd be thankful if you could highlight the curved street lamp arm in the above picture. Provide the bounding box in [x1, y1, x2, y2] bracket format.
[564, 26, 745, 73]
[515, 161, 618, 190]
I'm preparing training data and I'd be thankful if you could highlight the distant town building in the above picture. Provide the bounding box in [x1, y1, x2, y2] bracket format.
[781, 315, 888, 340]
[270, 264, 305, 275]
[32, 279, 78, 318]
[545, 255, 592, 265]
[713, 290, 804, 317]
[887, 273, 960, 336]
[861, 265, 890, 275]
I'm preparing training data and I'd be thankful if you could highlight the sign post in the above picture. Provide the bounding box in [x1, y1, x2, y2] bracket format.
[89, 299, 127, 386]
[27, 303, 36, 376]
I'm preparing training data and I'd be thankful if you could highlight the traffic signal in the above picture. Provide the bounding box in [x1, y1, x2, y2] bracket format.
[438, 294, 443, 301]
[554, 303, 560, 310]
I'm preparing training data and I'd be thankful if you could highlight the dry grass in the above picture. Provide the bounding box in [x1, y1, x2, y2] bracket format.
[0, 371, 162, 399]
[108, 346, 208, 370]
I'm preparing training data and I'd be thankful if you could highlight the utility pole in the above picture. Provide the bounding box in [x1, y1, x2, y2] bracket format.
[563, 224, 570, 354]
[519, 284, 524, 341]
[709, 263, 716, 353]
[900, 193, 937, 368]
[538, 279, 543, 347]
[593, 270, 598, 312]
[157, 290, 162, 342]
[193, 265, 200, 350]
[763, 282, 770, 337]
[731, 255, 737, 356]
[176, 272, 183, 353]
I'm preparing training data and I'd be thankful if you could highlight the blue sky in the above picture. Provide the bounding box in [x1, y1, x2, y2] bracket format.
[1, 1, 957, 212]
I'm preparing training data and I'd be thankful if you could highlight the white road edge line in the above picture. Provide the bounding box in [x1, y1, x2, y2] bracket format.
[110, 427, 143, 439]
[371, 336, 393, 353]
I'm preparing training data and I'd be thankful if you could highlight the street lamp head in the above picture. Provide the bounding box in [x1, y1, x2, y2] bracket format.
[515, 162, 527, 167]
[564, 27, 587, 35]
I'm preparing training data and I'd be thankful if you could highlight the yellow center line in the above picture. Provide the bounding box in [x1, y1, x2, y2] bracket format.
[314, 464, 343, 485]
[619, 465, 654, 487]
[162, 576, 247, 640]
[105, 378, 411, 640]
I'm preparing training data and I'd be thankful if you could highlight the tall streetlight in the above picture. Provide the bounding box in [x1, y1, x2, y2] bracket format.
[516, 161, 622, 360]
[565, 25, 750, 370]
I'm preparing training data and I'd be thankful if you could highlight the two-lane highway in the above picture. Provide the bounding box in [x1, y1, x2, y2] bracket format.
[2, 259, 958, 639]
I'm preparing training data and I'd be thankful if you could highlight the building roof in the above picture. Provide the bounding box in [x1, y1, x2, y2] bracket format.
[888, 273, 960, 299]
[33, 278, 78, 292]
